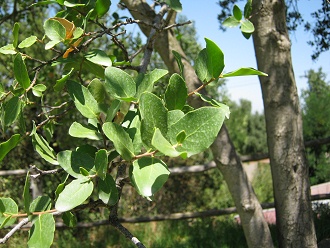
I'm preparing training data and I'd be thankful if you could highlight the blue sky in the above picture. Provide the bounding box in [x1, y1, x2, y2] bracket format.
[113, 0, 330, 113]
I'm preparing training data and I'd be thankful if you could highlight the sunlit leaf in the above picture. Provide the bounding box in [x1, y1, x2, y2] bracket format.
[32, 129, 58, 165]
[94, 0, 111, 18]
[240, 19, 255, 33]
[222, 16, 240, 28]
[172, 50, 184, 77]
[69, 122, 102, 140]
[18, 36, 38, 48]
[85, 49, 112, 67]
[205, 38, 225, 79]
[222, 67, 267, 77]
[54, 68, 74, 91]
[43, 19, 66, 42]
[29, 196, 52, 222]
[28, 214, 55, 248]
[0, 198, 18, 228]
[0, 44, 17, 54]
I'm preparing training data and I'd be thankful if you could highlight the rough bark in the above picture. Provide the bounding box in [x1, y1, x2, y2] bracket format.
[121, 1, 273, 247]
[251, 0, 317, 247]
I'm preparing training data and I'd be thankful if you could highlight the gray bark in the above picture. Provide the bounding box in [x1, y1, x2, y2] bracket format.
[121, 1, 273, 247]
[251, 0, 317, 247]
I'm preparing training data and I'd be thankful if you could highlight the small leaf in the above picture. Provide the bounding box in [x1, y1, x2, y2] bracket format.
[57, 150, 95, 178]
[82, 60, 105, 79]
[194, 92, 231, 119]
[102, 122, 135, 161]
[32, 84, 47, 97]
[54, 68, 74, 91]
[240, 19, 255, 33]
[23, 172, 31, 215]
[72, 27, 84, 39]
[0, 198, 18, 227]
[14, 53, 31, 89]
[164, 73, 187, 110]
[222, 67, 267, 77]
[244, 0, 252, 19]
[176, 130, 186, 144]
[45, 40, 61, 50]
[55, 177, 94, 212]
[130, 157, 170, 198]
[63, 1, 85, 7]
[13, 23, 20, 48]
[85, 49, 112, 67]
[28, 214, 55, 248]
[0, 44, 17, 54]
[95, 149, 108, 180]
[67, 80, 100, 119]
[222, 16, 241, 28]
[172, 50, 184, 77]
[94, 0, 111, 18]
[164, 0, 182, 12]
[55, 174, 69, 200]
[104, 67, 136, 101]
[242, 31, 252, 40]
[43, 19, 66, 42]
[0, 134, 21, 162]
[233, 5, 242, 21]
[62, 212, 77, 227]
[79, 167, 90, 176]
[98, 174, 119, 205]
[18, 36, 38, 48]
[69, 122, 102, 140]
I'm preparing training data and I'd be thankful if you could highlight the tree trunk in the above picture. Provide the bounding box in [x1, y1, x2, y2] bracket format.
[251, 0, 317, 247]
[121, 1, 273, 247]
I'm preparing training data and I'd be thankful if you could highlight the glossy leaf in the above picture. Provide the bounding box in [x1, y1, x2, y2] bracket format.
[0, 134, 21, 162]
[85, 49, 112, 67]
[69, 122, 102, 140]
[45, 40, 60, 50]
[3, 96, 22, 127]
[18, 36, 38, 48]
[0, 44, 17, 54]
[0, 198, 18, 228]
[23, 172, 31, 215]
[98, 174, 119, 205]
[164, 0, 182, 12]
[67, 80, 100, 119]
[222, 16, 240, 28]
[103, 122, 135, 161]
[27, 214, 55, 248]
[57, 150, 95, 178]
[135, 69, 168, 99]
[95, 149, 108, 180]
[164, 73, 187, 110]
[43, 19, 66, 42]
[167, 107, 226, 157]
[130, 157, 170, 198]
[222, 67, 267, 77]
[240, 19, 255, 33]
[205, 38, 225, 79]
[233, 5, 242, 21]
[54, 68, 74, 91]
[63, 1, 85, 7]
[104, 67, 136, 101]
[139, 92, 168, 147]
[14, 53, 31, 89]
[13, 23, 20, 48]
[172, 50, 184, 77]
[32, 130, 58, 165]
[55, 177, 93, 212]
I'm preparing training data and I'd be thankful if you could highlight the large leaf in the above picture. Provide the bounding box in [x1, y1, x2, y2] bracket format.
[3, 96, 22, 127]
[130, 157, 170, 198]
[57, 150, 95, 178]
[68, 121, 102, 140]
[0, 198, 18, 228]
[167, 110, 184, 128]
[55, 178, 94, 212]
[95, 149, 108, 180]
[0, 134, 21, 162]
[164, 73, 187, 110]
[222, 67, 268, 77]
[167, 107, 226, 157]
[139, 92, 168, 147]
[85, 49, 112, 67]
[14, 53, 31, 89]
[205, 38, 225, 79]
[67, 80, 100, 119]
[98, 174, 118, 205]
[102, 122, 135, 161]
[104, 67, 136, 101]
[27, 214, 55, 248]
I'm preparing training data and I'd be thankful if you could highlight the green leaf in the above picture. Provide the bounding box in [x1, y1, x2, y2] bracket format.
[79, 167, 90, 176]
[168, 110, 184, 128]
[194, 92, 231, 119]
[194, 48, 212, 82]
[95, 0, 111, 18]
[0, 134, 21, 162]
[164, 0, 182, 12]
[55, 177, 94, 212]
[3, 96, 22, 127]
[242, 31, 252, 40]
[88, 78, 106, 103]
[57, 150, 95, 178]
[28, 214, 55, 248]
[82, 60, 105, 79]
[104, 67, 136, 101]
[244, 0, 252, 19]
[105, 99, 121, 122]
[139, 92, 168, 147]
[55, 174, 69, 200]
[128, 114, 143, 154]
[0, 44, 17, 54]
[95, 149, 108, 180]
[72, 27, 84, 39]
[62, 212, 77, 227]
[29, 196, 52, 222]
[176, 130, 186, 144]
[167, 107, 226, 157]
[18, 36, 38, 48]
[85, 49, 112, 67]
[67, 80, 100, 119]
[240, 19, 255, 33]
[172, 50, 184, 77]
[54, 68, 74, 91]
[222, 16, 240, 28]
[43, 19, 66, 42]
[205, 38, 225, 79]
[0, 198, 18, 228]
[45, 40, 60, 50]
[69, 122, 102, 140]
[233, 5, 242, 21]
[98, 174, 119, 205]
[13, 23, 20, 48]
[222, 67, 268, 77]
[164, 73, 187, 110]
[151, 128, 186, 158]
[23, 172, 31, 215]
[63, 1, 85, 7]
[130, 157, 170, 198]
[135, 69, 168, 100]
[31, 127, 58, 165]
[32, 84, 47, 97]
[14, 53, 31, 89]
[102, 122, 135, 161]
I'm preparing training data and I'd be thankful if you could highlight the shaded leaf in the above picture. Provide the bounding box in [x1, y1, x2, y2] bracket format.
[205, 38, 225, 79]
[32, 84, 47, 97]
[98, 174, 119, 205]
[29, 196, 52, 222]
[32, 128, 58, 165]
[88, 78, 106, 103]
[23, 172, 31, 215]
[14, 53, 31, 89]
[105, 99, 121, 122]
[164, 73, 187, 110]
[0, 134, 21, 162]
[244, 0, 252, 19]
[43, 19, 66, 42]
[13, 23, 20, 48]
[172, 50, 184, 77]
[164, 0, 182, 12]
[3, 96, 22, 128]
[82, 60, 105, 79]
[0, 198, 18, 228]
[62, 212, 77, 227]
[28, 214, 55, 248]
[95, 149, 108, 180]
[54, 68, 74, 91]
